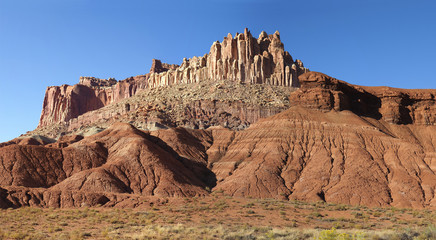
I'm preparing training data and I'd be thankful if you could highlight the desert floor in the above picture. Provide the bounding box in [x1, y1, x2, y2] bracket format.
[1, 192, 435, 239]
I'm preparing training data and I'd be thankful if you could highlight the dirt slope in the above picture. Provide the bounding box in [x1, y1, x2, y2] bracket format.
[211, 106, 436, 208]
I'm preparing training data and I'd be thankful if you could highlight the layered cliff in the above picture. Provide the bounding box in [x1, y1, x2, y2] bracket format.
[38, 75, 148, 127]
[291, 72, 436, 125]
[38, 29, 308, 128]
[32, 78, 294, 139]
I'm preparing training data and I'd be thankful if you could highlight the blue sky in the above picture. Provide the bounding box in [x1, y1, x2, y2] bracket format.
[0, 0, 435, 142]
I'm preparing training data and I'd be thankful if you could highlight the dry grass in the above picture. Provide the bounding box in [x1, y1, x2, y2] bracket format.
[0, 195, 434, 239]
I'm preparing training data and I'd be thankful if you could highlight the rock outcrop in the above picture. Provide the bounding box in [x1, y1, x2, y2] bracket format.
[291, 72, 436, 125]
[38, 29, 308, 128]
[34, 73, 295, 139]
[147, 29, 308, 88]
[0, 124, 211, 201]
[149, 59, 179, 74]
[38, 75, 148, 127]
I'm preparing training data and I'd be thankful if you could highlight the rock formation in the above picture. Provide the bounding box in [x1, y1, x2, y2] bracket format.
[1, 95, 436, 208]
[147, 29, 308, 88]
[2, 29, 436, 210]
[210, 106, 436, 208]
[38, 29, 308, 128]
[32, 78, 294, 139]
[38, 75, 148, 127]
[0, 124, 212, 208]
[292, 72, 436, 125]
[149, 59, 179, 74]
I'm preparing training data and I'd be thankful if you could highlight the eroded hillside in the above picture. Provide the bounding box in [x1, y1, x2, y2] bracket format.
[1, 72, 436, 209]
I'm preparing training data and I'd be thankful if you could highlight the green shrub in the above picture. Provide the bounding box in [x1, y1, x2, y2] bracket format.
[317, 228, 365, 240]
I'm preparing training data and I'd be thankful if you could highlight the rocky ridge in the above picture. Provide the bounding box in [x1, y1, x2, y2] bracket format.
[38, 29, 308, 128]
[29, 78, 295, 139]
[293, 72, 436, 125]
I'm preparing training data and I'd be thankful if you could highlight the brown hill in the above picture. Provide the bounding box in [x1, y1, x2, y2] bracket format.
[212, 106, 436, 208]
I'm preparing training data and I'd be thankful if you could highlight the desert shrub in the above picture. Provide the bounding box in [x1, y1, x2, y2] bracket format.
[7, 232, 29, 240]
[334, 205, 348, 211]
[316, 228, 365, 240]
[414, 225, 436, 240]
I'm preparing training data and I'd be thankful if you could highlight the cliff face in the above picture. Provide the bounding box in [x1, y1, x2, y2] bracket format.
[38, 75, 148, 127]
[39, 84, 105, 127]
[291, 72, 436, 125]
[34, 77, 294, 139]
[38, 29, 308, 128]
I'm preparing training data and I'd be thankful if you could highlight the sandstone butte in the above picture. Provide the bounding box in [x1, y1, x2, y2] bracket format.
[1, 29, 436, 210]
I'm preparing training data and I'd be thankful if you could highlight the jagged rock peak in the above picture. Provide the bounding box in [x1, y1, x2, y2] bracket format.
[258, 31, 268, 40]
[147, 28, 309, 88]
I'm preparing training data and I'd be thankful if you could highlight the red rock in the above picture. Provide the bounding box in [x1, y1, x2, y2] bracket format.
[3, 100, 436, 208]
[210, 106, 436, 208]
[46, 135, 84, 148]
[149, 59, 179, 73]
[38, 29, 309, 128]
[0, 123, 210, 206]
[38, 74, 148, 128]
[38, 84, 105, 127]
[4, 31, 436, 210]
[293, 72, 436, 125]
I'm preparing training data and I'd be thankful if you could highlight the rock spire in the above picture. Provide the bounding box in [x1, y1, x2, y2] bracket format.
[147, 28, 308, 88]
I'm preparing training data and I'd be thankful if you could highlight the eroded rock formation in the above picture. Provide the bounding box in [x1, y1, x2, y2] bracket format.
[38, 29, 308, 128]
[149, 59, 179, 74]
[4, 30, 436, 210]
[147, 29, 308, 88]
[210, 107, 436, 208]
[0, 123, 211, 206]
[292, 72, 436, 125]
[38, 75, 148, 127]
[32, 76, 295, 139]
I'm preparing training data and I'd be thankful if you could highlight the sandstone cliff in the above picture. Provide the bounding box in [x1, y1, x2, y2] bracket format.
[147, 29, 308, 88]
[292, 72, 436, 125]
[32, 78, 294, 139]
[38, 75, 148, 126]
[38, 29, 308, 128]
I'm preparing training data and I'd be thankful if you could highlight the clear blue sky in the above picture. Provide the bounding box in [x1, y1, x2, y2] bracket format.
[1, 0, 435, 142]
